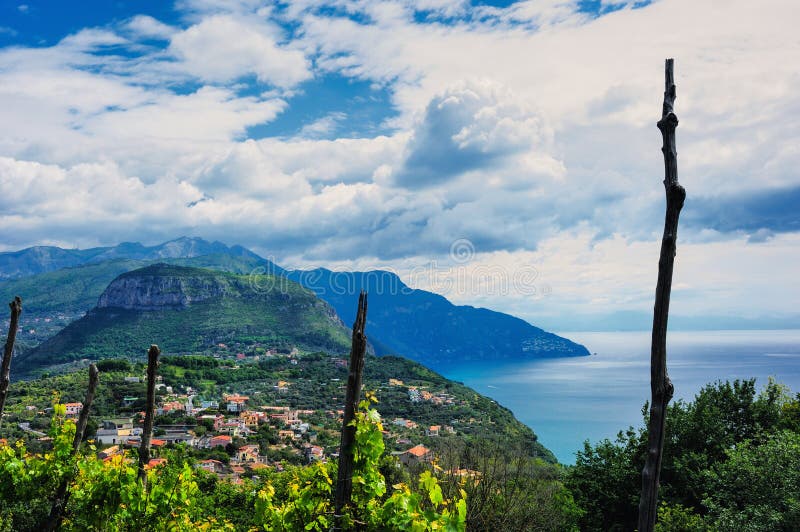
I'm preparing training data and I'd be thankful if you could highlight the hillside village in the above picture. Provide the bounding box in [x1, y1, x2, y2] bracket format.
[13, 361, 481, 484]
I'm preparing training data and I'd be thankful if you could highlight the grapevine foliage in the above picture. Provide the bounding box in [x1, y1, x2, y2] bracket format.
[0, 393, 466, 531]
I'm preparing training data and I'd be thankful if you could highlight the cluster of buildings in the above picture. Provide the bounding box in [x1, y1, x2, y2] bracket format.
[390, 417, 455, 438]
[45, 372, 470, 484]
[408, 387, 456, 406]
[83, 389, 330, 482]
[387, 378, 457, 406]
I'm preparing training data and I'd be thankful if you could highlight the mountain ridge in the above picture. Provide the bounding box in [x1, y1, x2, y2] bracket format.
[285, 268, 589, 370]
[0, 237, 590, 369]
[0, 254, 278, 314]
[0, 237, 261, 280]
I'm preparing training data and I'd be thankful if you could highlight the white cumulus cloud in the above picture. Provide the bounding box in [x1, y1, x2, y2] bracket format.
[168, 15, 312, 88]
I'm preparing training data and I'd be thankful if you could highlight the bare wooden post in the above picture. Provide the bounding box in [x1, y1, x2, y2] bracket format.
[0, 296, 22, 428]
[334, 291, 368, 520]
[44, 363, 100, 531]
[72, 364, 100, 449]
[138, 345, 160, 485]
[638, 58, 686, 532]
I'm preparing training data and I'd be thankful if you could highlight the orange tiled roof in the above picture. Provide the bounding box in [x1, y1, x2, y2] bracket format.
[224, 394, 249, 402]
[405, 444, 430, 457]
[146, 458, 167, 469]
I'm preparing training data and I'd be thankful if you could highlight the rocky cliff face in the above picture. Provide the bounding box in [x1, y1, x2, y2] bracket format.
[96, 267, 229, 310]
[17, 264, 354, 374]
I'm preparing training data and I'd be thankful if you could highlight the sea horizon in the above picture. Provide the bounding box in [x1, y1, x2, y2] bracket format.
[443, 329, 800, 463]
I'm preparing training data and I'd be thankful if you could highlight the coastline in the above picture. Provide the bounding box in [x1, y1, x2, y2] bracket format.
[442, 329, 800, 463]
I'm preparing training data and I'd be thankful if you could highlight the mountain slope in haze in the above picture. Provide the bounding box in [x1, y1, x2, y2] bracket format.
[15, 264, 349, 374]
[286, 269, 590, 370]
[0, 236, 261, 280]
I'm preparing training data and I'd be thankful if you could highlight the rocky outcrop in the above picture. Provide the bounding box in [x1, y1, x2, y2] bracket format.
[97, 268, 229, 310]
[17, 264, 353, 374]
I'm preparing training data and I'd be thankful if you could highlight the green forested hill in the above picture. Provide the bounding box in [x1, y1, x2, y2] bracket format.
[0, 348, 564, 531]
[1, 352, 555, 462]
[14, 264, 349, 374]
[0, 254, 275, 313]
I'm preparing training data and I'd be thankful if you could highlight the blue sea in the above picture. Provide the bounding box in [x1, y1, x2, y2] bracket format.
[445, 330, 800, 464]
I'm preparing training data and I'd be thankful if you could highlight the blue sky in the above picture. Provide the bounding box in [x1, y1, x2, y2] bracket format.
[0, 0, 797, 330]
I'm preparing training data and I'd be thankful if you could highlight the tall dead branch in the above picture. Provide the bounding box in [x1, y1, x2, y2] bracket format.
[334, 291, 369, 520]
[44, 363, 100, 531]
[638, 58, 686, 532]
[0, 296, 22, 428]
[71, 364, 100, 450]
[138, 344, 161, 485]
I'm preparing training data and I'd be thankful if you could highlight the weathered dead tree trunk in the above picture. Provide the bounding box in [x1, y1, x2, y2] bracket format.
[334, 291, 368, 521]
[44, 363, 100, 531]
[0, 296, 22, 429]
[638, 58, 686, 532]
[138, 345, 160, 485]
[72, 364, 100, 450]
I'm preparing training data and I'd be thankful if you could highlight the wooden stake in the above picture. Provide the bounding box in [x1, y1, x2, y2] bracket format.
[334, 291, 368, 520]
[138, 345, 160, 485]
[638, 58, 686, 532]
[0, 296, 22, 429]
[44, 363, 100, 531]
[73, 364, 100, 449]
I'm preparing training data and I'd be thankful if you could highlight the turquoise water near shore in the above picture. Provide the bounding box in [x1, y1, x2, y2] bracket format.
[444, 330, 800, 464]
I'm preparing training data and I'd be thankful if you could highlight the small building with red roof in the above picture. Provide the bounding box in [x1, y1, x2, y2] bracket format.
[398, 444, 432, 467]
[63, 402, 83, 418]
[198, 459, 226, 474]
[146, 458, 167, 470]
[209, 435, 232, 448]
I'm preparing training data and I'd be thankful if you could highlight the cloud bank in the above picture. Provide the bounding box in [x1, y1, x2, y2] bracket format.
[0, 0, 797, 328]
